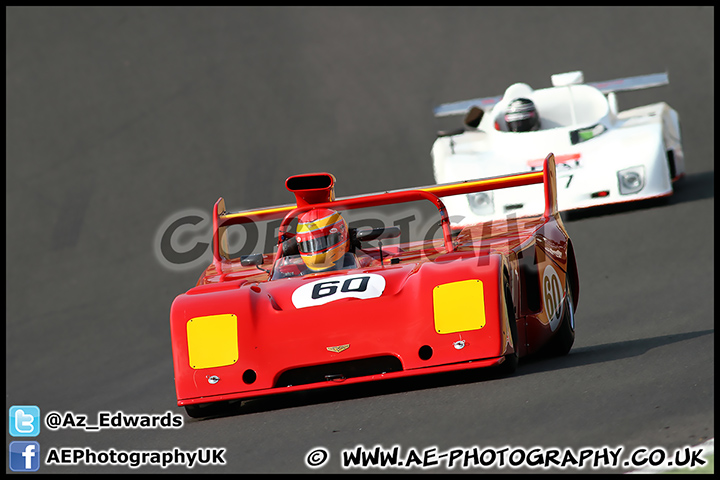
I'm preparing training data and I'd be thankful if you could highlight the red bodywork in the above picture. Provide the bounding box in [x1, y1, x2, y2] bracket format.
[170, 154, 579, 414]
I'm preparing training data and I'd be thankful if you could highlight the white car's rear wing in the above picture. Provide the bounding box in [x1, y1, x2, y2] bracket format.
[588, 72, 668, 94]
[432, 72, 669, 118]
[432, 94, 503, 118]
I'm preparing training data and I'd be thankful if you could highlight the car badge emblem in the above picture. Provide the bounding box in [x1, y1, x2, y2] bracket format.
[327, 344, 350, 353]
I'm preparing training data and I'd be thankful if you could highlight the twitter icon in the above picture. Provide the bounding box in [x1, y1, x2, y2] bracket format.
[9, 405, 40, 437]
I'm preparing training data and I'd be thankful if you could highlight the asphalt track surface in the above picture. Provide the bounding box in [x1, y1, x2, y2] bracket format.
[6, 7, 714, 474]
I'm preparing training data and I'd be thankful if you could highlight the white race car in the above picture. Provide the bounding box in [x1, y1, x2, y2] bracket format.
[431, 71, 685, 224]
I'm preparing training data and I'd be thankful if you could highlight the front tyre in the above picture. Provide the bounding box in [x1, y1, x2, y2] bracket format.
[498, 276, 519, 375]
[184, 401, 230, 419]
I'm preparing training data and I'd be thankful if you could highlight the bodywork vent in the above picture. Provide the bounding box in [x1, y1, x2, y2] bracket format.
[274, 356, 403, 388]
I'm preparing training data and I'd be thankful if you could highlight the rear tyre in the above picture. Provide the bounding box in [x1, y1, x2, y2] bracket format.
[545, 278, 575, 356]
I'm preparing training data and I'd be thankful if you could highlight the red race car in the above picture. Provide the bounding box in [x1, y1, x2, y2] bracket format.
[170, 153, 579, 418]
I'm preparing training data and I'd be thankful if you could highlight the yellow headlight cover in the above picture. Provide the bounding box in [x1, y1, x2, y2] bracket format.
[187, 314, 238, 369]
[433, 280, 486, 334]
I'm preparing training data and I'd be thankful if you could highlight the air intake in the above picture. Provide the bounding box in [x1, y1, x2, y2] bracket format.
[285, 173, 336, 207]
[274, 356, 403, 388]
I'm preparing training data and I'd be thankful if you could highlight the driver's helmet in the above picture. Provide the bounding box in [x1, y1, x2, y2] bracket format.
[504, 97, 541, 132]
[296, 208, 349, 272]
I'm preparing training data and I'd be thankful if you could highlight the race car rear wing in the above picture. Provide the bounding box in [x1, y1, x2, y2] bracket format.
[587, 72, 668, 95]
[212, 153, 559, 269]
[432, 71, 669, 117]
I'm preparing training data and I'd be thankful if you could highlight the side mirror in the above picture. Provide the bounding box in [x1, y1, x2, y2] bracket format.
[281, 236, 299, 256]
[240, 253, 264, 267]
[463, 106, 484, 128]
[355, 226, 401, 242]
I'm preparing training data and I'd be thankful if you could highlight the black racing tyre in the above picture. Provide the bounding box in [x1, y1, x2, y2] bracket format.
[498, 276, 519, 375]
[184, 401, 229, 419]
[545, 277, 575, 357]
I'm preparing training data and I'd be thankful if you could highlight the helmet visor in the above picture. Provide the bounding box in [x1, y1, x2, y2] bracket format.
[298, 231, 344, 255]
[506, 116, 537, 132]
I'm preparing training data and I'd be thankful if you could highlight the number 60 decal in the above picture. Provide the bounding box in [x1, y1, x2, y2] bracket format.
[543, 265, 564, 331]
[292, 273, 386, 309]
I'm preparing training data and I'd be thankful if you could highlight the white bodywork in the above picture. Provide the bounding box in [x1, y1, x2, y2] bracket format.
[431, 72, 685, 224]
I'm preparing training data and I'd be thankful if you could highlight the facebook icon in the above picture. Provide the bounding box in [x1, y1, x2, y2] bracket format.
[9, 441, 41, 472]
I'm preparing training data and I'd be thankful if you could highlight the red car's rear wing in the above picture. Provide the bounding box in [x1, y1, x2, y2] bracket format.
[212, 153, 558, 271]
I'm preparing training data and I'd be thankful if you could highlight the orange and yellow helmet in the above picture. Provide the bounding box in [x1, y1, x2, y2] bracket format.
[296, 208, 349, 272]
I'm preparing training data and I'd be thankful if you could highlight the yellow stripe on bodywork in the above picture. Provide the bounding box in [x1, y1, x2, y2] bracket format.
[433, 280, 486, 334]
[187, 314, 238, 369]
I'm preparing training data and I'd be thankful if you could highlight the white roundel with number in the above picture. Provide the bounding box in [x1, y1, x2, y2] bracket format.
[543, 265, 564, 331]
[291, 273, 386, 309]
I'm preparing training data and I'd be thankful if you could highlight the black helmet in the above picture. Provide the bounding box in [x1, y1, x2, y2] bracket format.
[504, 98, 540, 132]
